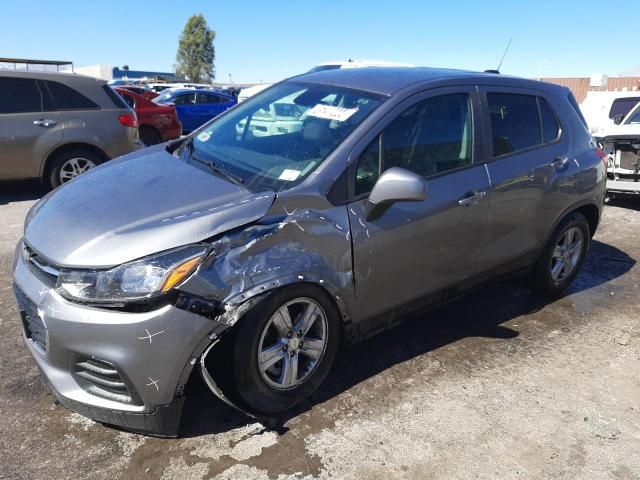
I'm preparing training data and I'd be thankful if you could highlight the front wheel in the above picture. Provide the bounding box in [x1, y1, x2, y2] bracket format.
[531, 212, 590, 295]
[230, 285, 340, 415]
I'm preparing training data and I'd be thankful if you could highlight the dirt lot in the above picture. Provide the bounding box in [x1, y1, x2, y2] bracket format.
[1, 181, 639, 480]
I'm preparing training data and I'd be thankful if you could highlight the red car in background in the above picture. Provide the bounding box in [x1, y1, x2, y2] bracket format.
[117, 85, 159, 101]
[115, 87, 182, 145]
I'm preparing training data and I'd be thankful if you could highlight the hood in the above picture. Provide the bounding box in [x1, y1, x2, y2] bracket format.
[25, 147, 275, 268]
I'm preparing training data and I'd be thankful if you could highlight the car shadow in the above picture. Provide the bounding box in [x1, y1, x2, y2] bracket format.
[0, 180, 47, 205]
[179, 239, 636, 438]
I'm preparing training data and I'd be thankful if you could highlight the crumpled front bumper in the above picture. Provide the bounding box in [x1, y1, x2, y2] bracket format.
[12, 242, 225, 437]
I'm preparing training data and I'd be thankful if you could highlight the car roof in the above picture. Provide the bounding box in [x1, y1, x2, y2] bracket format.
[292, 66, 566, 97]
[0, 69, 106, 86]
[167, 88, 231, 96]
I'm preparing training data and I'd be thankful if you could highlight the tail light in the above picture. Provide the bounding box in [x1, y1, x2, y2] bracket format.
[118, 112, 138, 128]
[595, 147, 608, 170]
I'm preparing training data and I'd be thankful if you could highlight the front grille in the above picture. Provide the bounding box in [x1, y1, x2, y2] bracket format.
[73, 357, 140, 405]
[15, 287, 48, 353]
[23, 244, 60, 287]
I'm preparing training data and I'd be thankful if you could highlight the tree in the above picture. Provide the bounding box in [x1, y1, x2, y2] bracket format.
[175, 14, 215, 82]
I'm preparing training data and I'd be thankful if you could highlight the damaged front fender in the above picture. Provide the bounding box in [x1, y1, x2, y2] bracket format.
[178, 201, 355, 325]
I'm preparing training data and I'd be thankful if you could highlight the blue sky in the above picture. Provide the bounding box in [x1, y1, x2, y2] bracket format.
[1, 0, 637, 83]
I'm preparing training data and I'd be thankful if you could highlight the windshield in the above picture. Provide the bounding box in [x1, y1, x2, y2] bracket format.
[154, 90, 178, 103]
[179, 82, 383, 192]
[624, 102, 640, 124]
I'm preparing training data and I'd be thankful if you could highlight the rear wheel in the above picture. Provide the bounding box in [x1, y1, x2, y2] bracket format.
[47, 148, 103, 188]
[531, 212, 590, 295]
[139, 126, 162, 146]
[230, 285, 340, 414]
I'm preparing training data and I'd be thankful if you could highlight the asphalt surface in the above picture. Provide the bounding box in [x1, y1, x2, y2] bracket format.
[1, 180, 639, 480]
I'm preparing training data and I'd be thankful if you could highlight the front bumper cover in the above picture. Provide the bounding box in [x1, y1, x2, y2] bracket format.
[12, 242, 228, 436]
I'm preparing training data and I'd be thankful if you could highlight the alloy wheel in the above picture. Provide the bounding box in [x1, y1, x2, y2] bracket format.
[550, 226, 584, 282]
[257, 297, 328, 391]
[59, 157, 96, 183]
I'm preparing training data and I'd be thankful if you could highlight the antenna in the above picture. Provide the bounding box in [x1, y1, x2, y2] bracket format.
[496, 37, 513, 72]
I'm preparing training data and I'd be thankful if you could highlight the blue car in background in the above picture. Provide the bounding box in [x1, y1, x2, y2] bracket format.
[153, 88, 237, 133]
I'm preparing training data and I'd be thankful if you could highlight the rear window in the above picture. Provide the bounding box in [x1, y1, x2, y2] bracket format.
[488, 93, 541, 156]
[609, 97, 640, 119]
[0, 77, 42, 114]
[103, 85, 129, 109]
[41, 81, 99, 111]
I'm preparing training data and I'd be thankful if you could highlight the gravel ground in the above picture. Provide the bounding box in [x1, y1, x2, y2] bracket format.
[1, 181, 639, 480]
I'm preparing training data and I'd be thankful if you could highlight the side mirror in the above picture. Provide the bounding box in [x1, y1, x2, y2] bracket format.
[365, 167, 427, 221]
[613, 114, 624, 125]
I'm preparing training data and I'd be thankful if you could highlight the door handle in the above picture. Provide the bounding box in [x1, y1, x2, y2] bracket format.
[34, 118, 57, 128]
[457, 190, 486, 207]
[550, 155, 569, 170]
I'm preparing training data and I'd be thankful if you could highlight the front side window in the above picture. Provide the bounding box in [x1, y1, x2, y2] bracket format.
[382, 93, 473, 177]
[355, 136, 381, 196]
[172, 93, 196, 105]
[0, 77, 42, 114]
[182, 82, 383, 193]
[488, 93, 541, 156]
[42, 81, 98, 111]
[354, 93, 473, 196]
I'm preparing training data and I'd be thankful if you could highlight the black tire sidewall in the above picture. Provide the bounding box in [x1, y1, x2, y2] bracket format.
[140, 126, 161, 146]
[231, 284, 341, 415]
[532, 212, 590, 295]
[48, 149, 103, 188]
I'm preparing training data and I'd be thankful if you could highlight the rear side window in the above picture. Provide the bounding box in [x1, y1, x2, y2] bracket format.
[103, 85, 129, 109]
[197, 93, 225, 104]
[488, 93, 541, 156]
[539, 98, 561, 143]
[609, 97, 640, 119]
[0, 77, 42, 114]
[41, 81, 99, 111]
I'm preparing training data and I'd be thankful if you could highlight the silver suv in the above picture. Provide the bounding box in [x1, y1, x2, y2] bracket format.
[0, 70, 141, 187]
[13, 67, 606, 436]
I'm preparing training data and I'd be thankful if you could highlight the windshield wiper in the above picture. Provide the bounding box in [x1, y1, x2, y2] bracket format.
[191, 152, 245, 186]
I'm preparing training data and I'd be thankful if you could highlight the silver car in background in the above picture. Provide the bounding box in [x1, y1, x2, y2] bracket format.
[0, 70, 141, 187]
[13, 67, 606, 436]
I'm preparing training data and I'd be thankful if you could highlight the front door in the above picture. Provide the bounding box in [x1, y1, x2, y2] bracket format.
[347, 88, 491, 321]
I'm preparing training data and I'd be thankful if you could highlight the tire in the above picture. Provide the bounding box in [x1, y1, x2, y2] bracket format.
[47, 148, 104, 189]
[530, 212, 590, 295]
[230, 284, 340, 415]
[139, 126, 162, 146]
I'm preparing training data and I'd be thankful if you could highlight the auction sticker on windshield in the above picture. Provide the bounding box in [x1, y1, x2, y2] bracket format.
[306, 104, 358, 122]
[279, 169, 301, 181]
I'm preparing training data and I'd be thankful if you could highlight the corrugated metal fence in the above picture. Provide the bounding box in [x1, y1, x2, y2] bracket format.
[540, 77, 640, 102]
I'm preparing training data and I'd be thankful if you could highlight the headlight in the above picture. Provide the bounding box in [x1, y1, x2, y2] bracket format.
[56, 245, 209, 304]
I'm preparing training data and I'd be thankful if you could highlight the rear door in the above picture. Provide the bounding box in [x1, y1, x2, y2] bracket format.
[347, 87, 491, 321]
[478, 87, 574, 272]
[0, 76, 61, 180]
